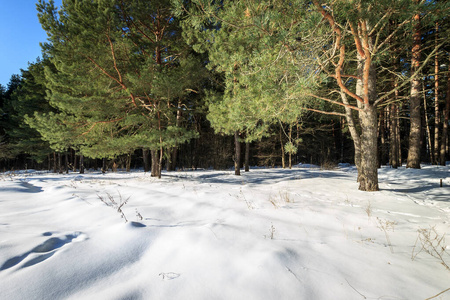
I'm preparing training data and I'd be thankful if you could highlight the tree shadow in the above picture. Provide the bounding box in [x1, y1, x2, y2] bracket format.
[172, 167, 354, 186]
[384, 184, 450, 203]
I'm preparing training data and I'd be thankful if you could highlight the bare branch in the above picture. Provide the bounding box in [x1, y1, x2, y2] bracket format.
[106, 31, 123, 84]
[306, 93, 362, 111]
[374, 18, 410, 53]
[304, 107, 346, 117]
[375, 40, 446, 105]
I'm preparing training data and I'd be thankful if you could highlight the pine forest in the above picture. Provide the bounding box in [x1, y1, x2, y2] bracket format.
[1, 0, 450, 192]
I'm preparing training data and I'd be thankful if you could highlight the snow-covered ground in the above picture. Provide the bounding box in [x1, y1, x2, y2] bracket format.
[0, 164, 449, 300]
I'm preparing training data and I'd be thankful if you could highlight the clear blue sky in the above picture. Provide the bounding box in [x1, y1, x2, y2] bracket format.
[0, 0, 62, 88]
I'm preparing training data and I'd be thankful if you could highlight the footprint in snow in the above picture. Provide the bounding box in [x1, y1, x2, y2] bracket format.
[0, 231, 87, 272]
[159, 272, 181, 280]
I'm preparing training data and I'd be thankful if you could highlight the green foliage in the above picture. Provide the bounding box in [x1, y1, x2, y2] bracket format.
[1, 60, 54, 162]
[0, 84, 5, 109]
[1, 0, 447, 171]
[177, 0, 321, 141]
[25, 111, 74, 153]
[284, 141, 298, 155]
[30, 0, 206, 161]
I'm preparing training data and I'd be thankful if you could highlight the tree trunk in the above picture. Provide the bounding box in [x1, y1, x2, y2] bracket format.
[245, 142, 250, 172]
[406, 7, 422, 169]
[79, 154, 85, 174]
[390, 63, 401, 168]
[126, 153, 131, 172]
[357, 49, 379, 191]
[234, 131, 241, 176]
[440, 56, 450, 165]
[58, 153, 62, 174]
[390, 104, 400, 168]
[289, 125, 293, 169]
[65, 152, 69, 174]
[72, 149, 77, 172]
[433, 23, 440, 164]
[388, 22, 401, 169]
[296, 121, 300, 166]
[167, 147, 178, 172]
[280, 125, 285, 168]
[355, 48, 368, 182]
[102, 158, 107, 173]
[378, 107, 388, 167]
[340, 92, 362, 181]
[166, 147, 178, 172]
[423, 82, 434, 163]
[168, 99, 182, 172]
[340, 117, 345, 163]
[53, 152, 57, 173]
[191, 139, 197, 170]
[143, 148, 150, 172]
[359, 104, 379, 191]
[397, 116, 402, 166]
[158, 147, 163, 179]
[150, 150, 160, 177]
[166, 148, 173, 172]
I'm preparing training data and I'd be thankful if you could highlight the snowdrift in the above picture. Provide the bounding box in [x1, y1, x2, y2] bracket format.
[1, 165, 449, 299]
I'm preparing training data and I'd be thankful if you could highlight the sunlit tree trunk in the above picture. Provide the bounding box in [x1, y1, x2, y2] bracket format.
[151, 150, 159, 177]
[433, 23, 440, 164]
[359, 104, 379, 191]
[340, 91, 362, 178]
[407, 4, 422, 169]
[358, 62, 379, 191]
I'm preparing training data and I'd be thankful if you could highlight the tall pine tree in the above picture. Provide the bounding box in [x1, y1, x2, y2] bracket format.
[31, 0, 205, 176]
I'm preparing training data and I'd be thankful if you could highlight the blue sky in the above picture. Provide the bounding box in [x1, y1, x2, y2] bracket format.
[0, 0, 62, 88]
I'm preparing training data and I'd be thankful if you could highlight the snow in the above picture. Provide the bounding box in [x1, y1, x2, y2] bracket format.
[0, 165, 449, 300]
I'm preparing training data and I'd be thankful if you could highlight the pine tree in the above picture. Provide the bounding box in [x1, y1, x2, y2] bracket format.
[0, 75, 23, 163]
[0, 84, 9, 161]
[6, 59, 54, 163]
[32, 0, 205, 176]
[0, 84, 5, 109]
[406, 0, 423, 169]
[177, 0, 448, 190]
[177, 0, 315, 175]
[441, 55, 450, 165]
[0, 84, 6, 135]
